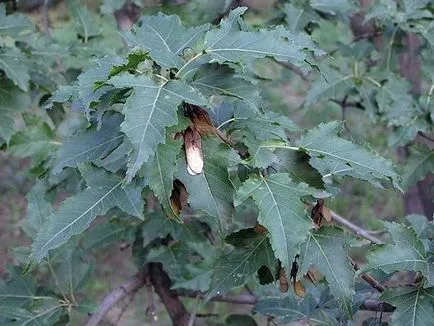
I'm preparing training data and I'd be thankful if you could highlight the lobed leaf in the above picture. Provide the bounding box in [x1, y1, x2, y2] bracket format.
[31, 165, 144, 262]
[235, 173, 313, 271]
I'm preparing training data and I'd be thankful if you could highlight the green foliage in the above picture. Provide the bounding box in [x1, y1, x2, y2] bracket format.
[1, 1, 433, 325]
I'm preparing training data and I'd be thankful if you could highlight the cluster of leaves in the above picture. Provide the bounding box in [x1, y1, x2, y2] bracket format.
[0, 1, 433, 325]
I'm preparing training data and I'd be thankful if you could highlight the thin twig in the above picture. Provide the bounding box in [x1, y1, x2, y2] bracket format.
[350, 259, 386, 293]
[275, 61, 309, 81]
[330, 210, 383, 244]
[418, 131, 434, 142]
[145, 264, 157, 326]
[85, 270, 146, 326]
[43, 0, 51, 39]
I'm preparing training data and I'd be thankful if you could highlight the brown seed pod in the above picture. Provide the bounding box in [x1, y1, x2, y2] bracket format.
[184, 127, 203, 175]
[254, 222, 268, 235]
[279, 268, 289, 293]
[311, 199, 331, 227]
[170, 180, 188, 216]
[187, 105, 216, 136]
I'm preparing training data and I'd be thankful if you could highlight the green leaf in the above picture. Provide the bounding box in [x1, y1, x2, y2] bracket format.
[53, 112, 123, 174]
[300, 226, 355, 317]
[381, 286, 434, 326]
[83, 222, 135, 250]
[22, 182, 53, 240]
[255, 294, 317, 323]
[402, 147, 434, 190]
[31, 165, 144, 262]
[191, 63, 262, 111]
[284, 3, 320, 32]
[53, 248, 93, 293]
[0, 267, 37, 308]
[77, 56, 127, 110]
[0, 82, 30, 144]
[176, 137, 240, 231]
[235, 173, 313, 271]
[362, 222, 433, 286]
[0, 4, 33, 38]
[226, 314, 258, 326]
[310, 0, 359, 15]
[145, 124, 186, 221]
[94, 137, 132, 173]
[66, 0, 101, 41]
[8, 115, 59, 162]
[109, 74, 207, 182]
[305, 67, 353, 106]
[207, 229, 276, 298]
[0, 47, 30, 91]
[295, 121, 401, 190]
[123, 13, 209, 69]
[204, 8, 312, 66]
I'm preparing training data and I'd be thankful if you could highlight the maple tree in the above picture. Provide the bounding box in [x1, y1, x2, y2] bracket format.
[0, 1, 433, 325]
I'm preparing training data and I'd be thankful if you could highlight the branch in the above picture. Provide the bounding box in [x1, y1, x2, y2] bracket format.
[42, 0, 51, 39]
[330, 210, 383, 244]
[350, 259, 386, 293]
[149, 263, 191, 326]
[84, 269, 146, 326]
[361, 299, 395, 312]
[175, 289, 258, 305]
[275, 61, 309, 81]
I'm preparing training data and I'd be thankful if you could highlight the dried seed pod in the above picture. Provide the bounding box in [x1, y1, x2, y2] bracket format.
[294, 280, 306, 297]
[187, 105, 216, 136]
[311, 199, 331, 227]
[170, 180, 188, 216]
[254, 222, 268, 235]
[279, 268, 289, 293]
[184, 127, 203, 175]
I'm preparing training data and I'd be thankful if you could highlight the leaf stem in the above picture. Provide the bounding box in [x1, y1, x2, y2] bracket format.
[175, 52, 203, 78]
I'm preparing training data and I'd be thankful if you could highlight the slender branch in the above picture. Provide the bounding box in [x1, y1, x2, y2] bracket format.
[275, 61, 309, 81]
[418, 131, 434, 142]
[174, 289, 258, 305]
[42, 0, 51, 39]
[149, 263, 191, 326]
[350, 259, 386, 293]
[361, 299, 395, 312]
[330, 210, 383, 244]
[85, 269, 146, 326]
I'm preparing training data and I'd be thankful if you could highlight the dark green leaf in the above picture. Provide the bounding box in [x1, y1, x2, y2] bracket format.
[235, 173, 313, 271]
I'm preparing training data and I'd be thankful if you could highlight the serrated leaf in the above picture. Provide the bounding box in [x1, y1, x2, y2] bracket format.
[94, 137, 132, 172]
[300, 226, 355, 317]
[109, 74, 207, 182]
[77, 56, 127, 111]
[66, 0, 101, 41]
[295, 121, 401, 190]
[242, 133, 280, 168]
[176, 137, 240, 231]
[402, 147, 434, 190]
[145, 133, 184, 221]
[235, 173, 313, 271]
[31, 165, 144, 262]
[362, 222, 433, 286]
[381, 286, 434, 326]
[191, 63, 261, 111]
[22, 182, 53, 239]
[207, 229, 276, 298]
[123, 13, 209, 68]
[53, 112, 123, 174]
[0, 48, 30, 91]
[204, 8, 312, 66]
